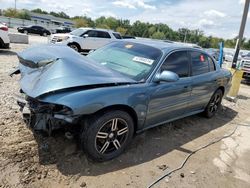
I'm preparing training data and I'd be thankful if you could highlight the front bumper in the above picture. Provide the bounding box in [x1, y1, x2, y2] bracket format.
[15, 94, 76, 134]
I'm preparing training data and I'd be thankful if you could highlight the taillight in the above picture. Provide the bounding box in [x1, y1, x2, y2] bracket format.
[0, 26, 8, 31]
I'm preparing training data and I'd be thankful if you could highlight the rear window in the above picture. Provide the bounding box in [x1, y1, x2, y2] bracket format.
[113, 33, 122, 39]
[190, 51, 210, 76]
[97, 31, 111, 38]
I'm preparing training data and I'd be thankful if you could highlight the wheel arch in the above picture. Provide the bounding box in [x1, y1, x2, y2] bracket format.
[91, 104, 139, 133]
[217, 86, 225, 96]
[67, 42, 81, 49]
[0, 37, 4, 47]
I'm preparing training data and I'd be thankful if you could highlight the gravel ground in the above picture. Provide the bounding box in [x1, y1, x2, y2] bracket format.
[0, 42, 250, 188]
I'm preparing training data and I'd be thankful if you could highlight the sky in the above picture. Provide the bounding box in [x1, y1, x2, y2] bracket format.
[1, 0, 250, 39]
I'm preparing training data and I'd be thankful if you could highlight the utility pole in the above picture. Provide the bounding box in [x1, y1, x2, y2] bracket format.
[227, 0, 249, 100]
[15, 0, 17, 11]
[232, 0, 249, 68]
[183, 29, 187, 43]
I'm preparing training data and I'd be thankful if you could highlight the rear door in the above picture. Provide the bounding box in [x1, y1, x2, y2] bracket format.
[188, 50, 218, 111]
[145, 50, 192, 127]
[30, 26, 37, 34]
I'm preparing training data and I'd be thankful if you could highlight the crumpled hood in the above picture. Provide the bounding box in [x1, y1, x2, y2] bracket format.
[18, 44, 136, 98]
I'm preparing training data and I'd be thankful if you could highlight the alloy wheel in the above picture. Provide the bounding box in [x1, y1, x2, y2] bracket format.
[69, 44, 79, 52]
[95, 118, 129, 154]
[209, 93, 221, 113]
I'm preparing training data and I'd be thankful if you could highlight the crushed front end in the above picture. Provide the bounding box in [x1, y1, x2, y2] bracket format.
[16, 92, 77, 135]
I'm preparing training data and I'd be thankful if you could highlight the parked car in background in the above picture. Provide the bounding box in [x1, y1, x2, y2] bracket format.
[12, 40, 232, 161]
[17, 25, 51, 36]
[122, 35, 136, 39]
[204, 48, 220, 61]
[224, 51, 234, 62]
[240, 53, 250, 80]
[0, 22, 10, 49]
[50, 27, 122, 54]
[175, 42, 202, 49]
[54, 26, 71, 34]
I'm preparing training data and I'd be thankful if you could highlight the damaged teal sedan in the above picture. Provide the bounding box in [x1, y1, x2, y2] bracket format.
[12, 40, 231, 161]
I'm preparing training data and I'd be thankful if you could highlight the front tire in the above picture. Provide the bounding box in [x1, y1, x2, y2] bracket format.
[81, 110, 134, 161]
[23, 30, 28, 35]
[204, 89, 223, 118]
[68, 43, 80, 52]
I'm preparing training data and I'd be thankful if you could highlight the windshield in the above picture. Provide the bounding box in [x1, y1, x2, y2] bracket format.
[70, 28, 86, 36]
[87, 42, 162, 81]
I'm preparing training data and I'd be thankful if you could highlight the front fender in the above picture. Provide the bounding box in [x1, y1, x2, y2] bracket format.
[39, 84, 149, 129]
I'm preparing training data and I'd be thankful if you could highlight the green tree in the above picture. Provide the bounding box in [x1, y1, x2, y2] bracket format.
[105, 17, 119, 30]
[31, 8, 48, 14]
[3, 8, 18, 18]
[151, 31, 165, 39]
[17, 9, 31, 20]
[116, 27, 127, 35]
[74, 18, 88, 28]
[130, 21, 150, 37]
[148, 26, 156, 37]
[72, 16, 95, 27]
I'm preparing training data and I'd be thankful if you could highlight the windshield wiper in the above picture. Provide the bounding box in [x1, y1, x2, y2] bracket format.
[103, 60, 129, 69]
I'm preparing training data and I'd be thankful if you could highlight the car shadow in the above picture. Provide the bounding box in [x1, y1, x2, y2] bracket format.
[33, 105, 238, 176]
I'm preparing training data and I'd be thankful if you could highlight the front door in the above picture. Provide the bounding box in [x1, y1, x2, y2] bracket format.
[145, 50, 192, 127]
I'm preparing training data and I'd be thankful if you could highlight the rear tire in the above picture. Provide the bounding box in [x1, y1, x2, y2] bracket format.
[81, 110, 134, 161]
[43, 32, 47, 37]
[204, 89, 223, 118]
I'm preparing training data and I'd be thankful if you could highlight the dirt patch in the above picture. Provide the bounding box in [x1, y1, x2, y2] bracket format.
[0, 43, 250, 188]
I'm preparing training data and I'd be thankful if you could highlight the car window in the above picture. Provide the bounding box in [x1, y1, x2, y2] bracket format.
[113, 33, 122, 39]
[190, 51, 209, 76]
[161, 51, 189, 78]
[87, 30, 98, 37]
[70, 28, 86, 36]
[97, 31, 111, 38]
[208, 57, 216, 71]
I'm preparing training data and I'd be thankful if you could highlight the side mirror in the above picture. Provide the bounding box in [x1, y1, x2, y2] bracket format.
[154, 70, 179, 83]
[83, 34, 88, 38]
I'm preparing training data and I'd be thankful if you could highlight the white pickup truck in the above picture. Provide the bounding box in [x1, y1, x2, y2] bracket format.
[241, 53, 250, 81]
[50, 27, 122, 54]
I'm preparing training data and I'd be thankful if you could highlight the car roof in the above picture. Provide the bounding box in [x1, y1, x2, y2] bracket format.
[122, 38, 198, 52]
[78, 27, 115, 32]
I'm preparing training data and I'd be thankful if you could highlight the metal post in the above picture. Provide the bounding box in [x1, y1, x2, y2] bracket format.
[218, 42, 224, 67]
[232, 0, 250, 68]
[183, 29, 187, 43]
[227, 0, 249, 100]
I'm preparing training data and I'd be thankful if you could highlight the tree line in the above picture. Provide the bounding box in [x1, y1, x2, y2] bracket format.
[2, 8, 250, 50]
